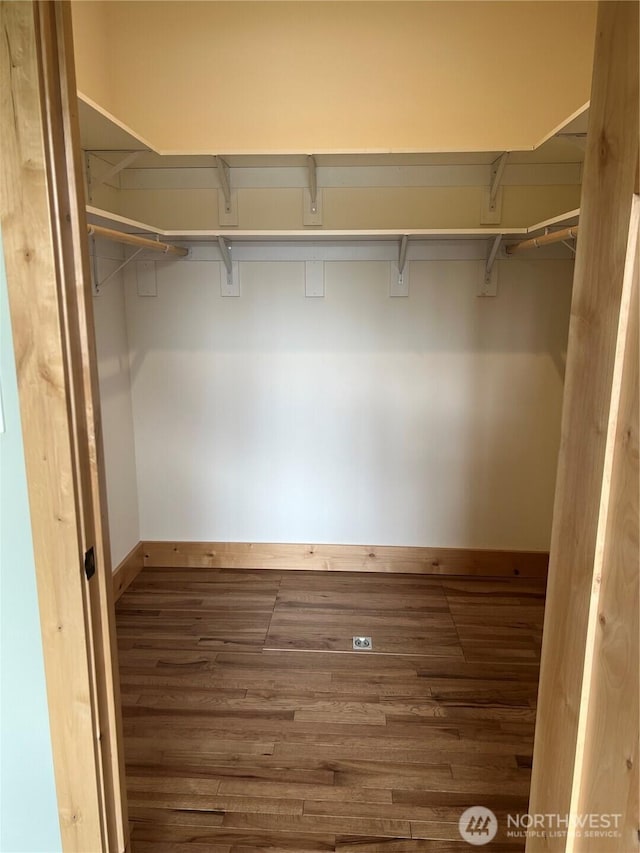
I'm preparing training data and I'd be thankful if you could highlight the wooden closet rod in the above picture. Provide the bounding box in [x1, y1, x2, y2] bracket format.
[87, 223, 188, 257]
[506, 225, 579, 255]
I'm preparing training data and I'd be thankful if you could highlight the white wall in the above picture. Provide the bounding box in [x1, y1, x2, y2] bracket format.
[124, 251, 572, 552]
[92, 238, 140, 567]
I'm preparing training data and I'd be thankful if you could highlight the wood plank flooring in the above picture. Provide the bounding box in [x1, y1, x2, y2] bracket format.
[116, 569, 546, 852]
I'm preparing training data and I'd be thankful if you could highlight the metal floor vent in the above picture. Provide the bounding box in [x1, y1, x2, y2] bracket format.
[353, 636, 372, 650]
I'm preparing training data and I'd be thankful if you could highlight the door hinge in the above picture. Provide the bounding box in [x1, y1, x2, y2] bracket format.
[84, 546, 96, 580]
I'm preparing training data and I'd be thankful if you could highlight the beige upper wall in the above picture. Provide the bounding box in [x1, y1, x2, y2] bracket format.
[71, 1, 596, 154]
[71, 0, 115, 116]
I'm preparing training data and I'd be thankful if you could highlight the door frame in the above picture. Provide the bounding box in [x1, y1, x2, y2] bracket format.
[0, 2, 128, 850]
[528, 3, 639, 850]
[1, 1, 637, 852]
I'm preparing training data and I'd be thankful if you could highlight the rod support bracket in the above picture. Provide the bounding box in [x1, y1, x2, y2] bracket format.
[398, 235, 408, 279]
[218, 236, 239, 296]
[93, 246, 144, 295]
[217, 236, 232, 275]
[390, 235, 409, 297]
[479, 234, 502, 297]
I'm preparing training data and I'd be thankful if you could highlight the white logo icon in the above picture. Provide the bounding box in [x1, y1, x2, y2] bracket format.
[459, 806, 498, 846]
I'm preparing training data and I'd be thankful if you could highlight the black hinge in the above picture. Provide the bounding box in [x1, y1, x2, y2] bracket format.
[84, 546, 96, 580]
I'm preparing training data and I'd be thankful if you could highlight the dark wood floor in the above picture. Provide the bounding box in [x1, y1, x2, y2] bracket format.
[116, 568, 546, 852]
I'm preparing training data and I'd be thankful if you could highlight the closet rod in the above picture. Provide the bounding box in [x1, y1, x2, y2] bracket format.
[87, 223, 188, 257]
[506, 225, 579, 255]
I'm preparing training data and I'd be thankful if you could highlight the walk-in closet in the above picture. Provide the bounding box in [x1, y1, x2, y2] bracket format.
[1, 2, 637, 852]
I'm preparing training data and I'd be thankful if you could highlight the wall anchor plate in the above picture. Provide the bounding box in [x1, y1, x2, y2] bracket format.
[353, 636, 372, 650]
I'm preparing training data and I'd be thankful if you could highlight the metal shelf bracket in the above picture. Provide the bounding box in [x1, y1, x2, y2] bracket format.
[218, 236, 239, 296]
[307, 156, 318, 214]
[217, 158, 232, 212]
[390, 235, 409, 297]
[96, 151, 141, 187]
[481, 152, 508, 224]
[398, 234, 408, 281]
[489, 152, 509, 211]
[479, 234, 502, 297]
[304, 155, 323, 225]
[217, 157, 238, 225]
[93, 246, 144, 295]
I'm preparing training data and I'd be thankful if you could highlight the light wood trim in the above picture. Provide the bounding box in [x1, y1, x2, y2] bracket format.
[506, 225, 579, 255]
[113, 543, 145, 601]
[528, 3, 639, 849]
[48, 7, 130, 849]
[142, 541, 549, 577]
[87, 223, 188, 257]
[1, 2, 128, 850]
[570, 199, 639, 852]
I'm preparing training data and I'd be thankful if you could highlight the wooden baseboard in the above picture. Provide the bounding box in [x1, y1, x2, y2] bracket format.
[142, 541, 549, 578]
[113, 542, 145, 600]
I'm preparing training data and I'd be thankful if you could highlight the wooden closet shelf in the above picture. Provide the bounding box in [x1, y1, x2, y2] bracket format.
[86, 205, 580, 246]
